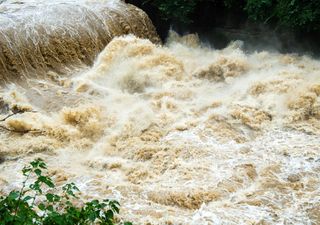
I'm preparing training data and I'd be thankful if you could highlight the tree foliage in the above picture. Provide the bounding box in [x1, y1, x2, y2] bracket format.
[143, 0, 198, 23]
[143, 0, 320, 31]
[0, 159, 132, 225]
[245, 0, 320, 31]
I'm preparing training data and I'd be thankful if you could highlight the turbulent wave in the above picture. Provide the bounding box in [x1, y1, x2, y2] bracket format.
[0, 0, 160, 84]
[0, 8, 319, 224]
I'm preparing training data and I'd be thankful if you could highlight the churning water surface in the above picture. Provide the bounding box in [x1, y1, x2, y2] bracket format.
[0, 1, 319, 224]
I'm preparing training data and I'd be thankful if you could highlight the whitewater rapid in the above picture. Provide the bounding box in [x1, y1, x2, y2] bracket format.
[0, 32, 319, 224]
[0, 2, 319, 223]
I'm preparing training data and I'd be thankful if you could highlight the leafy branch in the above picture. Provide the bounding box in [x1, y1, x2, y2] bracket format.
[0, 158, 132, 225]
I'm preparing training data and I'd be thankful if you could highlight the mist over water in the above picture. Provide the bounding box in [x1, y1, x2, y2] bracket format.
[0, 1, 320, 224]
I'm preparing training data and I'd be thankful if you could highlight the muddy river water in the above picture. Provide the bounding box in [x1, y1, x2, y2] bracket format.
[0, 0, 319, 224]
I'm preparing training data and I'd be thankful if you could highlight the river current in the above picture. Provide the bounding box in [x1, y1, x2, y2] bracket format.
[0, 1, 319, 224]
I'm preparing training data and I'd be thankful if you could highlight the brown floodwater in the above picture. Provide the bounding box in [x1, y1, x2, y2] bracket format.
[0, 1, 319, 224]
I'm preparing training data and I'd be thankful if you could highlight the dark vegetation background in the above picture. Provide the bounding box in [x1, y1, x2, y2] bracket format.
[126, 0, 320, 56]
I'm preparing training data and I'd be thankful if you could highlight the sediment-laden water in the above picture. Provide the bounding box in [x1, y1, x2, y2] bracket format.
[0, 1, 319, 224]
[0, 0, 160, 84]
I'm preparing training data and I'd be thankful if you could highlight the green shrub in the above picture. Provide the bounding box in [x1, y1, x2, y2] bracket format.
[0, 159, 132, 225]
[245, 0, 320, 31]
[144, 0, 198, 23]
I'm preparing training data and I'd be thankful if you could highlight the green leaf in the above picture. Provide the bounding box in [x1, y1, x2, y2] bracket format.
[105, 209, 114, 220]
[34, 168, 42, 176]
[23, 196, 33, 202]
[91, 199, 99, 205]
[8, 191, 19, 200]
[46, 193, 60, 203]
[67, 190, 75, 197]
[124, 222, 133, 225]
[38, 203, 45, 211]
[39, 176, 55, 188]
[100, 202, 107, 208]
[47, 205, 54, 212]
[38, 161, 47, 169]
[46, 193, 54, 202]
[88, 211, 97, 222]
[30, 183, 42, 194]
[108, 200, 120, 214]
[22, 167, 32, 176]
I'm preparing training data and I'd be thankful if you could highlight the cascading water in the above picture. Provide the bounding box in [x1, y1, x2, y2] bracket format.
[0, 0, 160, 84]
[0, 1, 319, 224]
